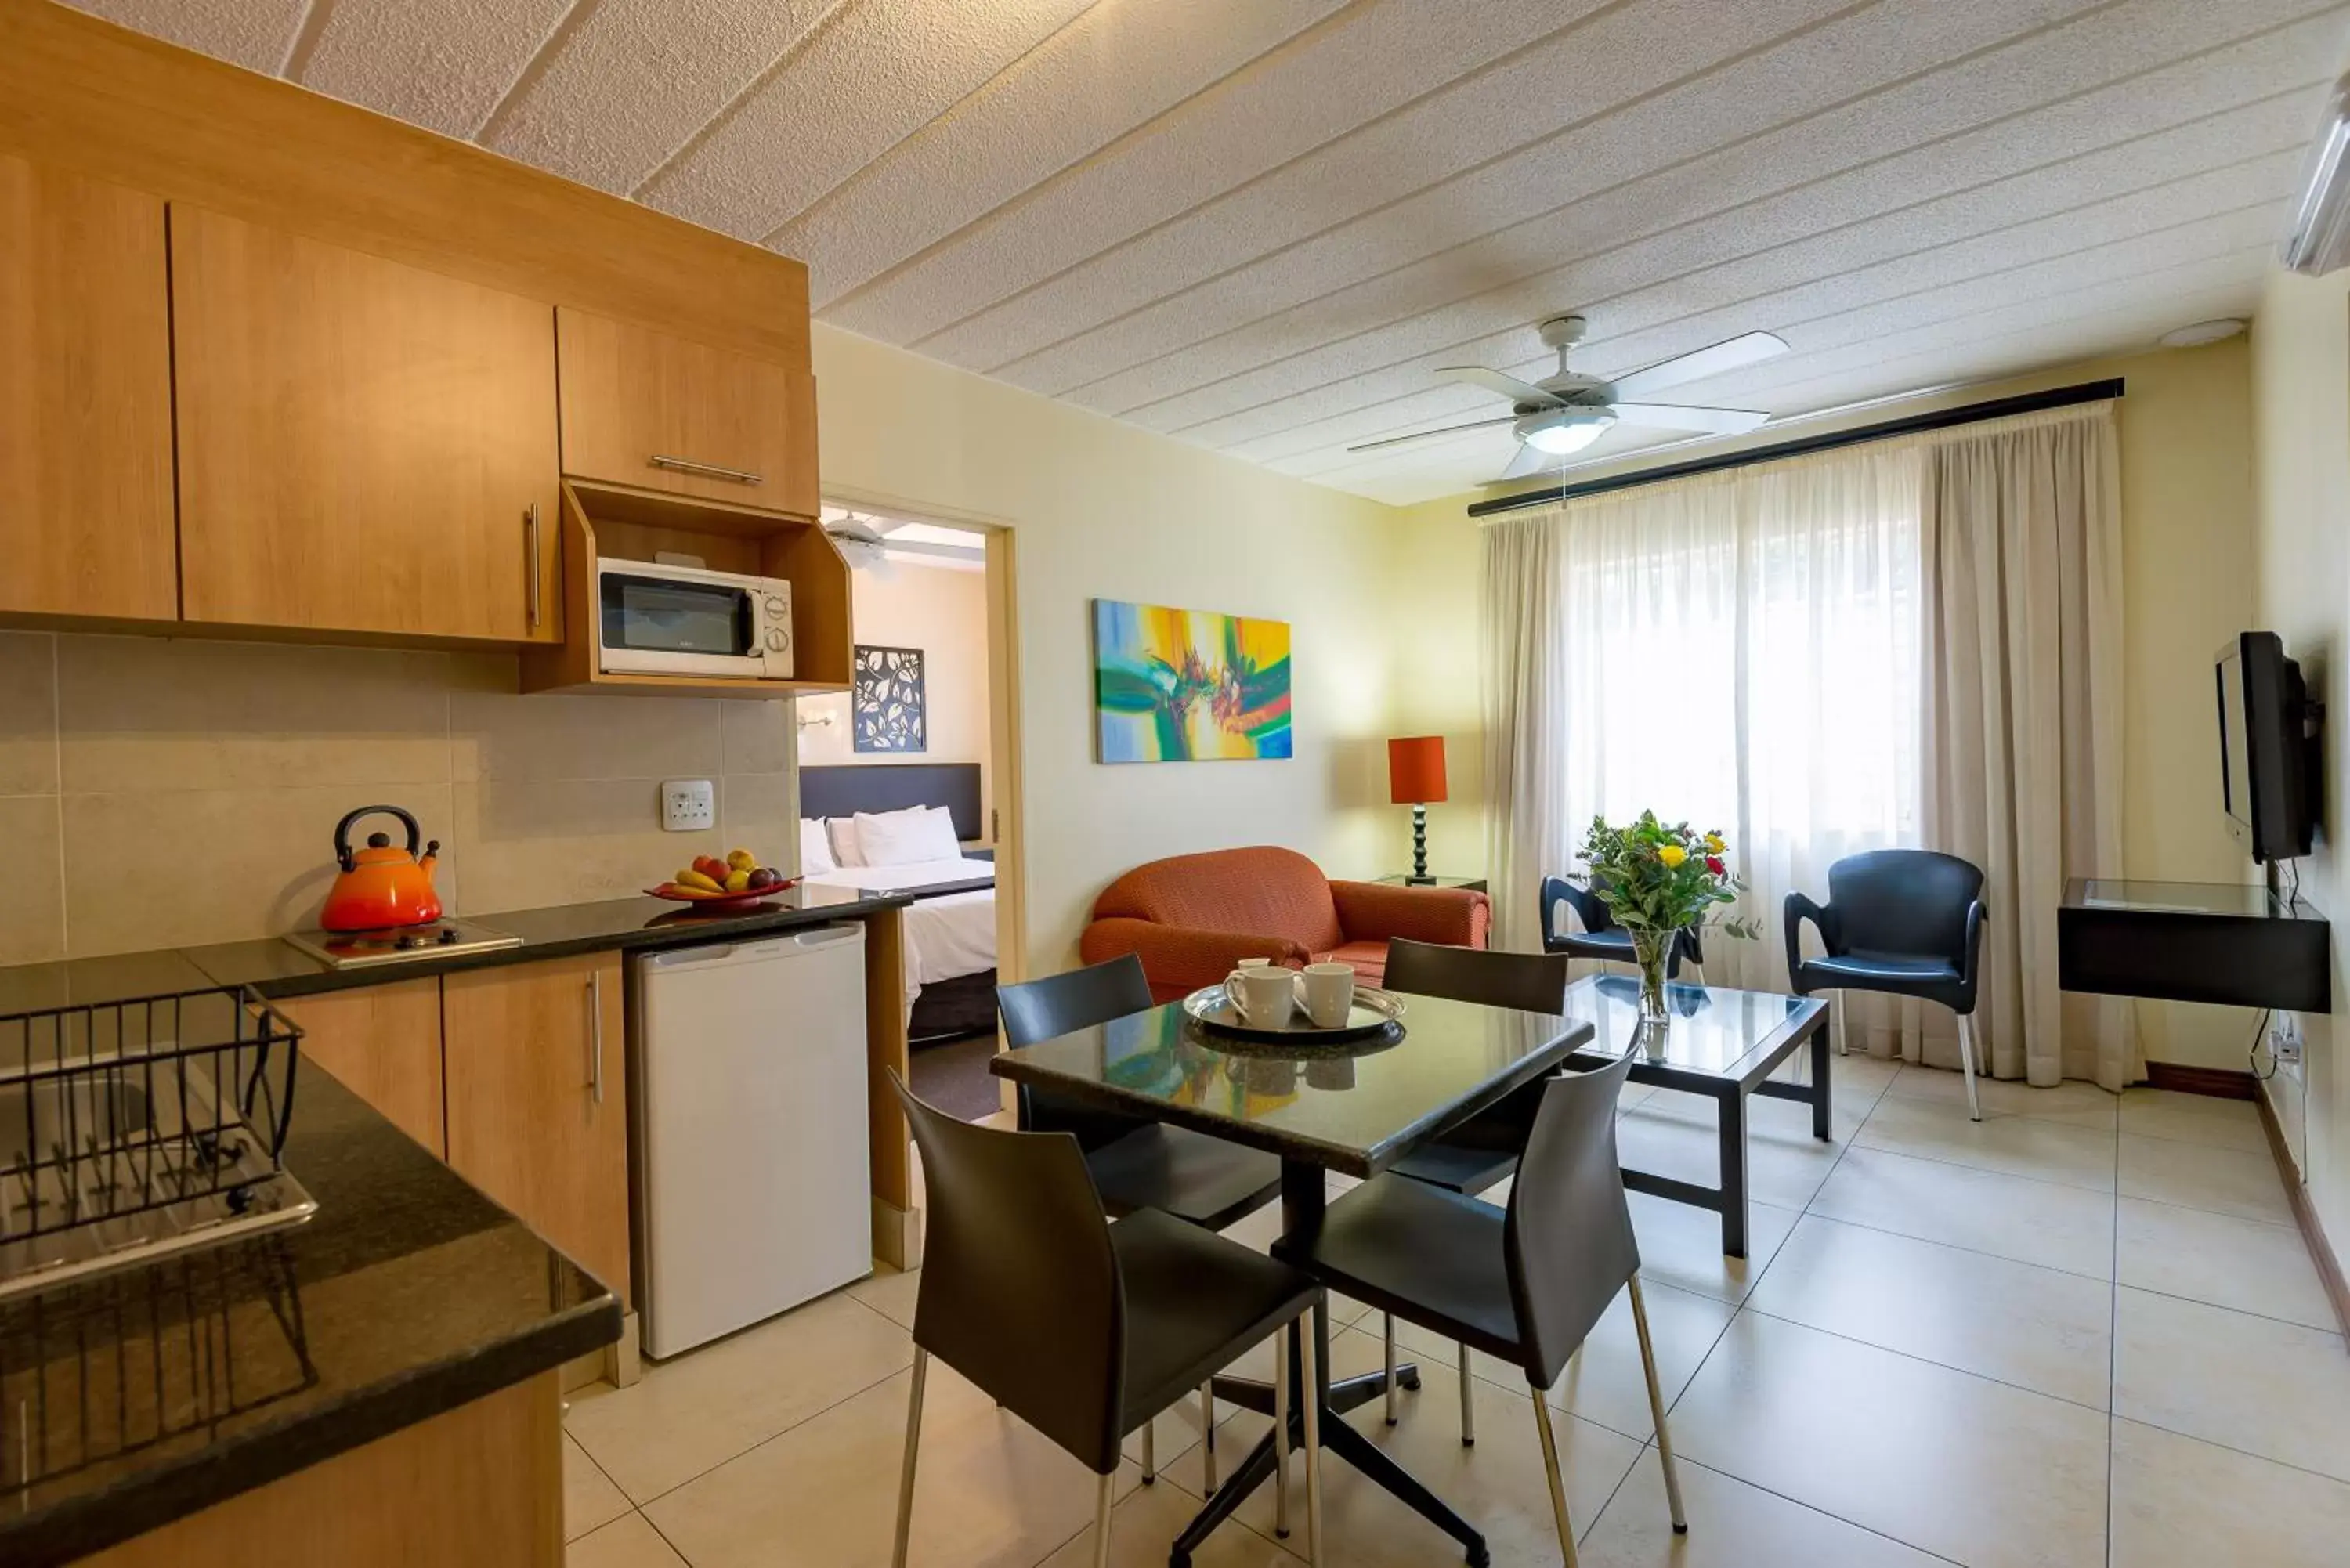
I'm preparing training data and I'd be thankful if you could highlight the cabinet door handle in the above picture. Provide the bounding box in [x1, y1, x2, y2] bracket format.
[648, 453, 763, 486]
[525, 502, 544, 629]
[586, 970, 605, 1104]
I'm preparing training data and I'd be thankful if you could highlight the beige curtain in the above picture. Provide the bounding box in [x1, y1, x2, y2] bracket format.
[1480, 511, 1566, 952]
[1922, 403, 2137, 1090]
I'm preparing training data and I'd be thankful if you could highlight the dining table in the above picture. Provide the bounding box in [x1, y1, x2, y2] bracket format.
[990, 988, 1598, 1568]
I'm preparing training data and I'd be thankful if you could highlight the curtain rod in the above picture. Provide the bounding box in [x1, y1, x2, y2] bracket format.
[1464, 378, 2126, 518]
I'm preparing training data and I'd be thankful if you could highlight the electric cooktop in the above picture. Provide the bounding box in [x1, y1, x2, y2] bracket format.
[283, 916, 523, 970]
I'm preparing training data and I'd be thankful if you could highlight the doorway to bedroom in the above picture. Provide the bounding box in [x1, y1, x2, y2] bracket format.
[797, 501, 1018, 1122]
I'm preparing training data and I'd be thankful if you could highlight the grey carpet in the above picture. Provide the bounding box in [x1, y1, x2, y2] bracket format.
[910, 1031, 1001, 1122]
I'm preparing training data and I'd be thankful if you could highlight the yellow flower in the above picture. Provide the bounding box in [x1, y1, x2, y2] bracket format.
[1704, 833, 1726, 854]
[1658, 844, 1687, 868]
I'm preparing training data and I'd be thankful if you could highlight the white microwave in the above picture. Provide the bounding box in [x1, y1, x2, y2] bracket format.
[595, 558, 793, 680]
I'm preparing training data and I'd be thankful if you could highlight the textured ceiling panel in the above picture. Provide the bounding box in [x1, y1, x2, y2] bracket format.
[483, 0, 837, 199]
[70, 0, 305, 71]
[636, 0, 1098, 239]
[71, 0, 2350, 504]
[296, 0, 574, 138]
[767, 0, 1355, 303]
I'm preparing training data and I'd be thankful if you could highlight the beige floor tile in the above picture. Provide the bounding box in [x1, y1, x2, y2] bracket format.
[566, 1512, 688, 1568]
[2116, 1198, 2336, 1330]
[2117, 1089, 2268, 1154]
[2112, 1286, 2350, 1482]
[1633, 1083, 1867, 1143]
[566, 1290, 913, 1503]
[1036, 1476, 1307, 1566]
[2108, 1417, 2350, 1568]
[1220, 1325, 1645, 1568]
[1580, 1453, 1945, 1567]
[1613, 1107, 1842, 1212]
[849, 1261, 920, 1329]
[1885, 1064, 2119, 1128]
[1219, 1202, 1373, 1328]
[1745, 1216, 2113, 1408]
[1853, 1094, 2117, 1191]
[1808, 1146, 2116, 1279]
[1385, 1278, 1731, 1441]
[2117, 1133, 2292, 1225]
[564, 1433, 632, 1542]
[645, 1355, 1144, 1568]
[1626, 1190, 1799, 1304]
[1669, 1313, 2109, 1568]
[1797, 1047, 1901, 1103]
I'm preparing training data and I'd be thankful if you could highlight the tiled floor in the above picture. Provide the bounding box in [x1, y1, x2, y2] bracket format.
[560, 1060, 2350, 1566]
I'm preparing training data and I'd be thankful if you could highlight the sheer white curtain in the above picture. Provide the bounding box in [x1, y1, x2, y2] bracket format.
[1480, 443, 1924, 992]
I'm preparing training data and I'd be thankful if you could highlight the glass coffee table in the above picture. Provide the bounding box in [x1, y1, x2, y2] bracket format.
[1560, 974, 1832, 1257]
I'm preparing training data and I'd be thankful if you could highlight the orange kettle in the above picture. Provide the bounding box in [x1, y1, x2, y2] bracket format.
[321, 805, 443, 932]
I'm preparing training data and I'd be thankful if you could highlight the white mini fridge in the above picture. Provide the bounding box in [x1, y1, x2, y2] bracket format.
[633, 923, 872, 1359]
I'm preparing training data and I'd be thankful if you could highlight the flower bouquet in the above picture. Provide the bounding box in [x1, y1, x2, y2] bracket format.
[1575, 811, 1760, 1032]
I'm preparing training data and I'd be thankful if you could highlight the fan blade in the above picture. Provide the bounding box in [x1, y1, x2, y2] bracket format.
[1608, 331, 1788, 398]
[1346, 414, 1520, 453]
[1435, 365, 1564, 407]
[1496, 439, 1554, 482]
[1610, 402, 1772, 435]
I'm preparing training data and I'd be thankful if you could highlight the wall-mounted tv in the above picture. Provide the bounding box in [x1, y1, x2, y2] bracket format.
[2215, 631, 2319, 862]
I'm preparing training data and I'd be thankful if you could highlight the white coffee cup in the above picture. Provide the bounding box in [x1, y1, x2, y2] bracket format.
[1296, 963, 1357, 1028]
[1224, 965, 1296, 1026]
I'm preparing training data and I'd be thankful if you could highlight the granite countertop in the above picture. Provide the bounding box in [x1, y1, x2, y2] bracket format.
[0, 1065, 619, 1566]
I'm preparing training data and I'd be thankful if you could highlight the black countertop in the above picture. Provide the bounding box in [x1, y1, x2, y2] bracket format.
[0, 1067, 619, 1566]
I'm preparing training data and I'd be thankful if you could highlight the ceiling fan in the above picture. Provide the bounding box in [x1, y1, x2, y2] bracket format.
[822, 512, 895, 576]
[1348, 315, 1789, 481]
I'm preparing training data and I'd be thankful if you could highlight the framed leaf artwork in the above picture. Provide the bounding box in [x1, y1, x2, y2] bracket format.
[853, 645, 927, 753]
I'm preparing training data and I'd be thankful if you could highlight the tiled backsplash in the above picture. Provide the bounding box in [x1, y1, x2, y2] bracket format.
[0, 631, 800, 963]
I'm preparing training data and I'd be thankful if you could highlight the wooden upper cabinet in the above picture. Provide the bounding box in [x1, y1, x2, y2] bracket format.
[170, 207, 562, 642]
[556, 308, 817, 517]
[278, 979, 446, 1158]
[442, 953, 630, 1303]
[0, 155, 176, 620]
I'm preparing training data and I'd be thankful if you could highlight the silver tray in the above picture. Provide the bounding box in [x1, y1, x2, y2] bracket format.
[1179, 984, 1406, 1045]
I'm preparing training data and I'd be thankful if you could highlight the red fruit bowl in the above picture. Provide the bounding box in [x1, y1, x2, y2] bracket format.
[645, 876, 801, 912]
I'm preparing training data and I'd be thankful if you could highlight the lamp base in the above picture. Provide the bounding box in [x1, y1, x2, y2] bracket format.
[1409, 804, 1431, 883]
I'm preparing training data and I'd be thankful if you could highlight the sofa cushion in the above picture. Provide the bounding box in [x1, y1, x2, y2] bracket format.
[1311, 940, 1390, 985]
[1092, 847, 1346, 952]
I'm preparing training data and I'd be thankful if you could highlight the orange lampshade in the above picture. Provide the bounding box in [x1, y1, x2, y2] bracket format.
[1387, 735, 1448, 805]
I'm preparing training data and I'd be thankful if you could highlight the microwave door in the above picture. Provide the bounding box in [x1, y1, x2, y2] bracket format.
[599, 573, 766, 677]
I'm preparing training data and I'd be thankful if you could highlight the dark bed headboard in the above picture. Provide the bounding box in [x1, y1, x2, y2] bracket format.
[799, 763, 984, 843]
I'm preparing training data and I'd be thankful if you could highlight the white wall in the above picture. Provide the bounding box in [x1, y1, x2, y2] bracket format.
[2251, 266, 2350, 1244]
[798, 558, 994, 834]
[812, 323, 1404, 970]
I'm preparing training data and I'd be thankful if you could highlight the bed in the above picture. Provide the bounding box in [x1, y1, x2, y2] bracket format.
[797, 764, 997, 1043]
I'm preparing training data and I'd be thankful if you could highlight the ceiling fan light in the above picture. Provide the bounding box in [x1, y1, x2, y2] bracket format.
[1521, 410, 1614, 454]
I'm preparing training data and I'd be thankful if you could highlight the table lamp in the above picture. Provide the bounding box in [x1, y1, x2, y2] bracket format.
[1387, 735, 1448, 884]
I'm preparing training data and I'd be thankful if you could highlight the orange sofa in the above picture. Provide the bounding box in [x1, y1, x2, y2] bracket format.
[1079, 846, 1490, 1003]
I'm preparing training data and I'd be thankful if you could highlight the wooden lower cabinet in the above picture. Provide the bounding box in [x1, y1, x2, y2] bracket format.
[278, 978, 446, 1158]
[442, 953, 631, 1304]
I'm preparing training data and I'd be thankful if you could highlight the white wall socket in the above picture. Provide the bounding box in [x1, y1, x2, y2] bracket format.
[660, 779, 715, 833]
[2272, 1011, 2305, 1067]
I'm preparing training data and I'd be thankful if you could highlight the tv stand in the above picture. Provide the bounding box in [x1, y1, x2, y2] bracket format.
[2058, 879, 2330, 1013]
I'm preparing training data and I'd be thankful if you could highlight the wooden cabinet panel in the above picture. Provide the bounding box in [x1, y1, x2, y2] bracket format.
[0, 154, 176, 620]
[278, 979, 446, 1158]
[171, 207, 561, 642]
[443, 954, 630, 1302]
[557, 308, 817, 516]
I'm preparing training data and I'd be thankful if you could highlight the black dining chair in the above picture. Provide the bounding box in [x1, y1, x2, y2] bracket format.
[996, 954, 1284, 1487]
[1271, 1050, 1685, 1565]
[1378, 939, 1575, 1444]
[1541, 876, 1702, 979]
[1784, 849, 1988, 1120]
[888, 1076, 1325, 1568]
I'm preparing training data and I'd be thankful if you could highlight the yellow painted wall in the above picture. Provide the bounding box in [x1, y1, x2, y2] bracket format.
[2250, 266, 2350, 1248]
[812, 323, 1404, 971]
[1385, 341, 2262, 1070]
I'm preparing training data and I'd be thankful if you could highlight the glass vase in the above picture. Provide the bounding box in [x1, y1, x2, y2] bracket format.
[1629, 925, 1682, 1055]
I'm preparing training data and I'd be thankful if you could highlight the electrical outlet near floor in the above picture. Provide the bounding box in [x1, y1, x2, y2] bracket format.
[2272, 1010, 2305, 1068]
[660, 779, 715, 833]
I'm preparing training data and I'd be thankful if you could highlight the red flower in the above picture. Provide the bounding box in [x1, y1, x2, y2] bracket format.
[1705, 855, 1726, 876]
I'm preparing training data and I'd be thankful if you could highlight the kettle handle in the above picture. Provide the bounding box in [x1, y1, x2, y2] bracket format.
[334, 804, 422, 873]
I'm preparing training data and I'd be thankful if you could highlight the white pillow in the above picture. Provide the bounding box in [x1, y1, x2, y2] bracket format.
[825, 817, 867, 868]
[855, 804, 961, 867]
[799, 818, 836, 876]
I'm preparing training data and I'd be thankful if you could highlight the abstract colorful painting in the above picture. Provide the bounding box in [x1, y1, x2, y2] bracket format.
[1092, 599, 1292, 763]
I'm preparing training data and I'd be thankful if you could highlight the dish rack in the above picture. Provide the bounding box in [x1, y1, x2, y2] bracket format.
[0, 986, 314, 1300]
